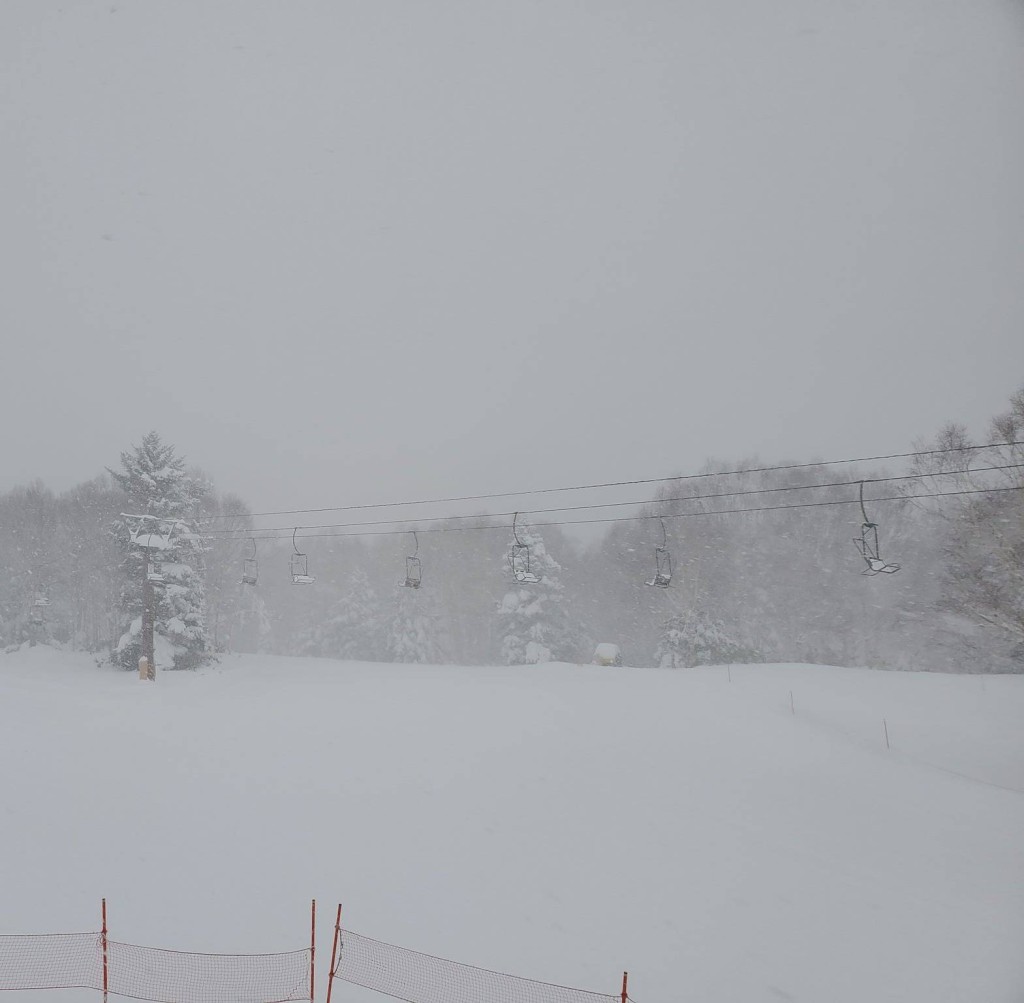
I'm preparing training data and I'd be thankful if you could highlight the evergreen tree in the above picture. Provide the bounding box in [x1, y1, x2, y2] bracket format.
[310, 568, 386, 661]
[234, 584, 273, 654]
[108, 432, 209, 670]
[0, 481, 59, 648]
[496, 523, 577, 664]
[656, 609, 760, 668]
[385, 586, 446, 664]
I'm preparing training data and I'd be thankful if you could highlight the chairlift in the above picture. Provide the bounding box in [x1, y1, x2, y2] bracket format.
[402, 531, 422, 589]
[126, 514, 175, 552]
[241, 538, 259, 586]
[645, 518, 673, 588]
[29, 588, 48, 626]
[121, 514, 181, 584]
[509, 512, 540, 584]
[852, 482, 900, 576]
[290, 528, 316, 585]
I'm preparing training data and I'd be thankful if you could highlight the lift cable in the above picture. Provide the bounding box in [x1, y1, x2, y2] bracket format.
[199, 463, 1023, 537]
[232, 484, 1023, 543]
[199, 439, 1024, 523]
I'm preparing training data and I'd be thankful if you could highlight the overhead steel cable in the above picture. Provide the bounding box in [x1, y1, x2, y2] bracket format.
[199, 439, 1024, 523]
[225, 485, 1023, 543]
[199, 463, 1023, 537]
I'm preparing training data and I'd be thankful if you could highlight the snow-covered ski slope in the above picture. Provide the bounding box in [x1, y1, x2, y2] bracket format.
[2, 648, 1022, 1003]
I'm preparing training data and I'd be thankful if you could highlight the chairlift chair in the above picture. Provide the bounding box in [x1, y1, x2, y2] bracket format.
[853, 482, 900, 576]
[644, 518, 673, 588]
[128, 515, 175, 553]
[122, 514, 174, 584]
[510, 543, 540, 584]
[29, 589, 47, 626]
[853, 524, 900, 576]
[509, 513, 541, 584]
[646, 548, 673, 589]
[290, 528, 316, 585]
[402, 532, 422, 589]
[241, 538, 259, 586]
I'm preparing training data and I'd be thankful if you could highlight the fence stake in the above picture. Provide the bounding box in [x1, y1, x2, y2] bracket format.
[789, 690, 794, 715]
[310, 900, 316, 1003]
[883, 718, 890, 750]
[727, 664, 732, 684]
[621, 971, 628, 1003]
[101, 898, 109, 1003]
[325, 905, 342, 1003]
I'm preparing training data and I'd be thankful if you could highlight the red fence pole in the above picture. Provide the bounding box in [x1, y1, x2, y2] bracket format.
[101, 899, 109, 1003]
[620, 971, 628, 1003]
[310, 900, 316, 1003]
[325, 904, 342, 1003]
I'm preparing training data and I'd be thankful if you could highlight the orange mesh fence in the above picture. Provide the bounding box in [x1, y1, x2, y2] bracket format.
[0, 933, 102, 992]
[0, 932, 309, 1003]
[106, 941, 311, 1003]
[332, 930, 619, 1003]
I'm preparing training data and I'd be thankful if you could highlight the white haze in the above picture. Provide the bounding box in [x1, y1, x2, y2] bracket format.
[2, 0, 1024, 517]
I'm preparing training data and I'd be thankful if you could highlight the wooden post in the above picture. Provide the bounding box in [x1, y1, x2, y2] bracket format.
[620, 971, 628, 1003]
[789, 690, 794, 715]
[325, 904, 342, 1003]
[101, 898, 109, 1003]
[883, 718, 890, 750]
[310, 900, 316, 1003]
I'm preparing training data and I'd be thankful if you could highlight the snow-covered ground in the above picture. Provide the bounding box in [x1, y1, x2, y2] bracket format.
[2, 647, 1023, 1002]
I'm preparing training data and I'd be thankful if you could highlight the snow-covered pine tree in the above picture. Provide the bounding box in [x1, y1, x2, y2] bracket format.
[655, 610, 760, 668]
[234, 584, 273, 654]
[108, 432, 209, 670]
[310, 568, 386, 661]
[385, 585, 446, 664]
[496, 522, 576, 665]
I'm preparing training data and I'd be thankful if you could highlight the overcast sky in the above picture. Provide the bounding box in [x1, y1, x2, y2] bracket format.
[3, 0, 1023, 533]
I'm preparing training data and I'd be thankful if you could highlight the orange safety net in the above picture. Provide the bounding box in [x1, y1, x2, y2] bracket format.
[332, 930, 618, 1003]
[0, 932, 309, 1003]
[0, 933, 102, 992]
[106, 941, 311, 1003]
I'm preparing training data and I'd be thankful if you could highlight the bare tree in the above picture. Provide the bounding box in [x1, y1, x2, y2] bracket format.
[932, 388, 1024, 653]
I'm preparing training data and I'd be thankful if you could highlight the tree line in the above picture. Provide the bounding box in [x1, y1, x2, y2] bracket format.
[1, 386, 1021, 672]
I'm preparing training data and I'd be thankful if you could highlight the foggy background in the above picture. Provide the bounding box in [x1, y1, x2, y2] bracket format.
[3, 0, 1024, 673]
[2, 0, 1023, 518]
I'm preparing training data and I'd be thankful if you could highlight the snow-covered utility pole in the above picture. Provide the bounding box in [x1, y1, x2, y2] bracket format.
[122, 513, 176, 680]
[139, 544, 155, 679]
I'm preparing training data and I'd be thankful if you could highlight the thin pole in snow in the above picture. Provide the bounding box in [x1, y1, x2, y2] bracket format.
[326, 904, 342, 1003]
[101, 898, 109, 1003]
[789, 690, 794, 715]
[883, 718, 890, 750]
